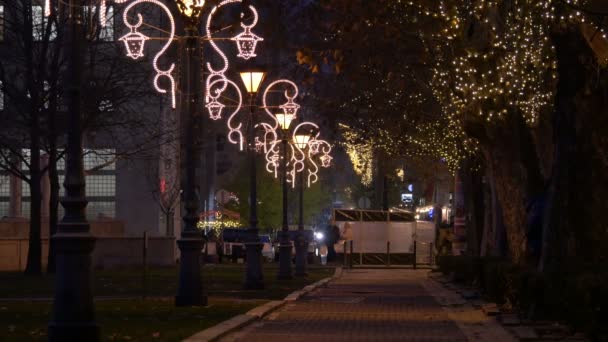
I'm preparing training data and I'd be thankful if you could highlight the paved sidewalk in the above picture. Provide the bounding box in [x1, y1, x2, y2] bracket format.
[221, 269, 514, 342]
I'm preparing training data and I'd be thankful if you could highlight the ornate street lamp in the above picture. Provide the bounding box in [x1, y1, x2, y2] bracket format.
[293, 132, 312, 276]
[240, 69, 266, 290]
[260, 118, 333, 277]
[45, 0, 265, 322]
[289, 124, 332, 276]
[116, 0, 264, 307]
[48, 1, 98, 340]
[227, 79, 301, 281]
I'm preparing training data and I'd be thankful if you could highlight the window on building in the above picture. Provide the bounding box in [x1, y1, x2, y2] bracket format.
[32, 6, 57, 41]
[0, 149, 117, 219]
[0, 6, 5, 42]
[0, 80, 4, 111]
[84, 5, 114, 41]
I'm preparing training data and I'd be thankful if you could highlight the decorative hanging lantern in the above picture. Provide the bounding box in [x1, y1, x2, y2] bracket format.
[232, 25, 264, 60]
[280, 98, 300, 117]
[320, 154, 333, 168]
[309, 140, 321, 155]
[206, 98, 225, 120]
[254, 137, 265, 152]
[119, 29, 149, 60]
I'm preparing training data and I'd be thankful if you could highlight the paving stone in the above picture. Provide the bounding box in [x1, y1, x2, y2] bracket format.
[499, 313, 521, 326]
[481, 303, 500, 316]
[510, 326, 539, 340]
[221, 269, 483, 341]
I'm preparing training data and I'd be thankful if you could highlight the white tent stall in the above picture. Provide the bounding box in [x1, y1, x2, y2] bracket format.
[332, 209, 417, 265]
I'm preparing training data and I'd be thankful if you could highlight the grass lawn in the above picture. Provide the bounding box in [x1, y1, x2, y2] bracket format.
[0, 264, 335, 299]
[0, 297, 264, 341]
[0, 264, 335, 341]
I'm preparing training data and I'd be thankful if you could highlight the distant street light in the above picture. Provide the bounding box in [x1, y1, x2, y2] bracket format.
[262, 115, 333, 278]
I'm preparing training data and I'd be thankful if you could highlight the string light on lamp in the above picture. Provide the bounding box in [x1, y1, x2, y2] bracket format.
[205, 98, 226, 121]
[240, 71, 266, 94]
[262, 79, 300, 130]
[320, 153, 333, 168]
[204, 2, 263, 118]
[121, 0, 177, 108]
[119, 28, 149, 60]
[280, 98, 301, 117]
[231, 8, 264, 60]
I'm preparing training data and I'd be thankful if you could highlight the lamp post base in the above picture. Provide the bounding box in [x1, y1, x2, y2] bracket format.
[244, 241, 264, 289]
[294, 234, 308, 277]
[175, 237, 206, 307]
[277, 237, 292, 280]
[48, 233, 98, 342]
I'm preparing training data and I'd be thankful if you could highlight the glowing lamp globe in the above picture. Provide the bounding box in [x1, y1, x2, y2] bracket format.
[232, 26, 264, 60]
[294, 134, 311, 149]
[240, 71, 265, 93]
[119, 30, 149, 60]
[280, 98, 300, 117]
[276, 113, 295, 130]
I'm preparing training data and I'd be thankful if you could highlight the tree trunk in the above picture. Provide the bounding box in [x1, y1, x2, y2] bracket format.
[47, 146, 59, 273]
[166, 210, 174, 237]
[25, 127, 42, 275]
[8, 153, 22, 217]
[539, 29, 596, 271]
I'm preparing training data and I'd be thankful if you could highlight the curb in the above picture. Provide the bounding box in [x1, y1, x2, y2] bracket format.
[184, 267, 343, 342]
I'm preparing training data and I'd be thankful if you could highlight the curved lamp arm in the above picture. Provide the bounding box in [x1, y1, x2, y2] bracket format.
[119, 0, 177, 108]
[205, 1, 262, 118]
[262, 80, 300, 130]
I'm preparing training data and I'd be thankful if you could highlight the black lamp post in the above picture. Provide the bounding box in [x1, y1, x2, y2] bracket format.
[240, 71, 266, 289]
[115, 0, 265, 306]
[275, 114, 295, 280]
[175, 15, 206, 307]
[293, 133, 311, 277]
[49, 1, 98, 340]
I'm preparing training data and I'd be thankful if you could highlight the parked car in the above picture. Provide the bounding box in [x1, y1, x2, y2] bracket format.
[219, 229, 275, 262]
[272, 230, 317, 262]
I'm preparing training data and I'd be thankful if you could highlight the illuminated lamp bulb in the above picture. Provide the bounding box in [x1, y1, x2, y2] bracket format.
[206, 98, 225, 120]
[119, 29, 149, 60]
[293, 134, 311, 149]
[276, 113, 295, 130]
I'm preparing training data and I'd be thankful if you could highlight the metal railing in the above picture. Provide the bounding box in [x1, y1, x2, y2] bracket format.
[341, 240, 434, 268]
